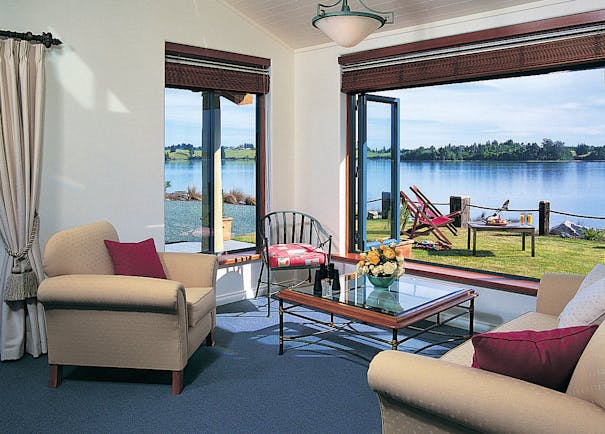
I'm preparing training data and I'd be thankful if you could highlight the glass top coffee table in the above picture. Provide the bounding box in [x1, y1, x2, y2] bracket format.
[277, 273, 477, 356]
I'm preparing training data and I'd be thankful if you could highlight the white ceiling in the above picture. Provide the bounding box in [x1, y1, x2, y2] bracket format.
[224, 0, 544, 49]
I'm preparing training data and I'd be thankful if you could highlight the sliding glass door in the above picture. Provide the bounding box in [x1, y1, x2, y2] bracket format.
[351, 94, 400, 251]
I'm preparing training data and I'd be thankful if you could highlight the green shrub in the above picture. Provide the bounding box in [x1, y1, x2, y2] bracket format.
[581, 227, 605, 241]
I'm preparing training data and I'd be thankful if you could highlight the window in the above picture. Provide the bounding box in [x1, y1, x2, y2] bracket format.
[164, 43, 269, 253]
[344, 12, 605, 278]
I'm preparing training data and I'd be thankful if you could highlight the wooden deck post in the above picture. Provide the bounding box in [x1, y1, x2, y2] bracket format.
[539, 200, 550, 235]
[450, 195, 470, 228]
[381, 192, 391, 219]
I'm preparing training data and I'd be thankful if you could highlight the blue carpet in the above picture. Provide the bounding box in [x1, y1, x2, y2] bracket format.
[0, 297, 458, 433]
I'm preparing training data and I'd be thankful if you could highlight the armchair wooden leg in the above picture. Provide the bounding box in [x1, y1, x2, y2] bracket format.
[205, 330, 215, 347]
[49, 364, 63, 388]
[172, 370, 183, 395]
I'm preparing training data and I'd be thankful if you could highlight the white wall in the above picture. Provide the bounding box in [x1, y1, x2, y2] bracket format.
[1, 0, 295, 250]
[293, 0, 605, 254]
[2, 0, 601, 309]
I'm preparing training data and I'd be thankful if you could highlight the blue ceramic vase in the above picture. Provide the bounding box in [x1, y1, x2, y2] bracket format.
[367, 275, 397, 288]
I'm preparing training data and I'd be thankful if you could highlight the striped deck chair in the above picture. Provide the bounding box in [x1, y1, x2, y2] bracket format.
[410, 185, 461, 236]
[399, 190, 456, 246]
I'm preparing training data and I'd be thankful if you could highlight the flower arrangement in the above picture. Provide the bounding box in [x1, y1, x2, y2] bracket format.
[357, 241, 405, 277]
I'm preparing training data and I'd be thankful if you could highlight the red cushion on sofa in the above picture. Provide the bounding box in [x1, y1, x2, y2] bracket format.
[471, 325, 598, 391]
[267, 243, 326, 269]
[104, 238, 167, 279]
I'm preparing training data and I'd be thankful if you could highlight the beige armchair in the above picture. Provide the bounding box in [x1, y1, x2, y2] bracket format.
[368, 273, 605, 433]
[37, 221, 217, 395]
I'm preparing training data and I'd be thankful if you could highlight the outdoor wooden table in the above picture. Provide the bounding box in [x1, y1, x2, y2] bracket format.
[467, 222, 536, 257]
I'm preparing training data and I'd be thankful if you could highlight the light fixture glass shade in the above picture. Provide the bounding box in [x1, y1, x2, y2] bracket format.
[314, 14, 383, 48]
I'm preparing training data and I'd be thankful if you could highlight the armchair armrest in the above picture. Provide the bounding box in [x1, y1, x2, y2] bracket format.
[368, 350, 605, 433]
[536, 273, 584, 316]
[158, 252, 218, 288]
[38, 274, 185, 313]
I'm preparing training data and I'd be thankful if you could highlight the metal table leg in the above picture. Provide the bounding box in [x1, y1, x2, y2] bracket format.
[278, 299, 284, 355]
[469, 297, 475, 336]
[391, 329, 398, 350]
[472, 229, 477, 256]
[531, 233, 535, 257]
[522, 232, 526, 251]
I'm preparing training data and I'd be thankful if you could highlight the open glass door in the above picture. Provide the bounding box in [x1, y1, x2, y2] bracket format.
[351, 94, 400, 251]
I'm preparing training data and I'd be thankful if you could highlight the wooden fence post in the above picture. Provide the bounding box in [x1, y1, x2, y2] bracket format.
[450, 195, 470, 227]
[381, 192, 391, 219]
[539, 200, 550, 235]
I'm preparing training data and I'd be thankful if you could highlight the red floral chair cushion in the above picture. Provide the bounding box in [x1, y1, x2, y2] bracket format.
[267, 243, 327, 269]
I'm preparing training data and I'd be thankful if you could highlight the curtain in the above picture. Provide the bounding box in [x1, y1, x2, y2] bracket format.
[0, 39, 46, 360]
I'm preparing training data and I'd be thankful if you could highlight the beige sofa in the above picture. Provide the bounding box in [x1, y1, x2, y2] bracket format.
[37, 221, 217, 395]
[368, 273, 605, 433]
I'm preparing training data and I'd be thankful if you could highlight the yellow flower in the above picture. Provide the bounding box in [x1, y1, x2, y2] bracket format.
[357, 260, 365, 268]
[367, 250, 380, 265]
[383, 247, 396, 259]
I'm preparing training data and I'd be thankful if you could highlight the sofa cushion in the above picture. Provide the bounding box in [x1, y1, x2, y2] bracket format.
[185, 287, 215, 327]
[558, 263, 605, 327]
[567, 323, 605, 409]
[471, 325, 598, 391]
[104, 238, 167, 279]
[441, 312, 559, 366]
[267, 243, 326, 269]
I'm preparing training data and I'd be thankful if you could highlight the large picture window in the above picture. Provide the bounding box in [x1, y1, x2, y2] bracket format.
[345, 12, 605, 278]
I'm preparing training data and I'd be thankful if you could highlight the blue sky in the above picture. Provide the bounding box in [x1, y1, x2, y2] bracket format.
[165, 88, 256, 148]
[371, 67, 605, 149]
[166, 68, 605, 150]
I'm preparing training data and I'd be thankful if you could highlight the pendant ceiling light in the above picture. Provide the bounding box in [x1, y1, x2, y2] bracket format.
[312, 0, 394, 48]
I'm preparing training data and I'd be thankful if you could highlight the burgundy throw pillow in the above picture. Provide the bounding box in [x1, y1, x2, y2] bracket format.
[471, 325, 598, 391]
[104, 238, 167, 279]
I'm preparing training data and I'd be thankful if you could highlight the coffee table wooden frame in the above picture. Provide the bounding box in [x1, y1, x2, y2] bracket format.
[277, 287, 476, 356]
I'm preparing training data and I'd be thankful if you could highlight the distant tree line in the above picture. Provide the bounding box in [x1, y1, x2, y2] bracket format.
[164, 143, 255, 161]
[165, 143, 255, 151]
[369, 139, 605, 161]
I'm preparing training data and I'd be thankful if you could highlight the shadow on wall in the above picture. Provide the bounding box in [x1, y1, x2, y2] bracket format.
[40, 22, 165, 249]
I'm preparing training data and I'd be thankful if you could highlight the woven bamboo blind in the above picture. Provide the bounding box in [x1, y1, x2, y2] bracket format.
[165, 43, 270, 94]
[341, 29, 605, 93]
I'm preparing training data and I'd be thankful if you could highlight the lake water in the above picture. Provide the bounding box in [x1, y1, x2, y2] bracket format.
[165, 159, 605, 229]
[165, 160, 256, 196]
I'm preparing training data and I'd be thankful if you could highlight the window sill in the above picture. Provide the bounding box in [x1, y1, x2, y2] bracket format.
[218, 250, 260, 266]
[216, 251, 540, 296]
[332, 254, 539, 296]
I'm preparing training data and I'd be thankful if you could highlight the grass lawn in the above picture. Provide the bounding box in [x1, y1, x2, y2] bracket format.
[232, 233, 255, 243]
[367, 219, 604, 279]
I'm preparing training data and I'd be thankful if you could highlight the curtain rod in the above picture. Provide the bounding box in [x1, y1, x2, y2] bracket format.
[0, 30, 62, 48]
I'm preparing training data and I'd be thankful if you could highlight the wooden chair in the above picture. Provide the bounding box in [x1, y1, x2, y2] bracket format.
[255, 211, 332, 316]
[410, 185, 461, 236]
[399, 191, 455, 246]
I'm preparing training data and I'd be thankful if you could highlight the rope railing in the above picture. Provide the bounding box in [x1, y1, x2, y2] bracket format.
[467, 204, 539, 213]
[550, 210, 605, 220]
[367, 195, 605, 221]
